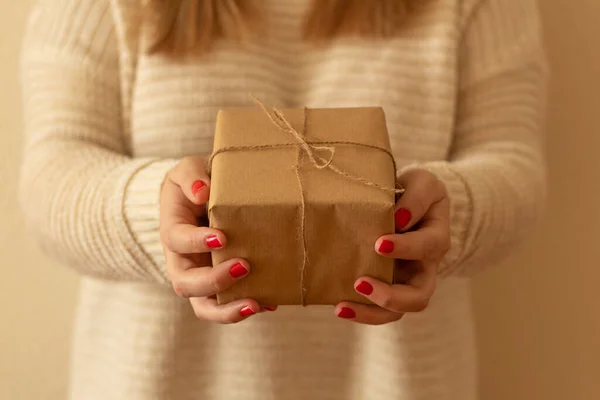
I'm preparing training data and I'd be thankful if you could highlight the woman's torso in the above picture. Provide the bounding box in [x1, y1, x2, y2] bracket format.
[70, 1, 476, 399]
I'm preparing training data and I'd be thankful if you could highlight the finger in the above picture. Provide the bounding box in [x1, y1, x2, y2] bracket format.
[168, 156, 211, 205]
[167, 255, 250, 298]
[160, 177, 205, 225]
[164, 224, 226, 254]
[262, 306, 278, 312]
[334, 302, 403, 325]
[352, 273, 436, 313]
[395, 169, 447, 231]
[375, 224, 450, 261]
[190, 296, 261, 324]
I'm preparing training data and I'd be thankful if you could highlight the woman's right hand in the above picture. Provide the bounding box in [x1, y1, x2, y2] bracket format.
[160, 156, 266, 323]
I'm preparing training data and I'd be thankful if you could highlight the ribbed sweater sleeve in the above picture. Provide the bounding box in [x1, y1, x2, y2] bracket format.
[400, 0, 549, 277]
[19, 0, 176, 283]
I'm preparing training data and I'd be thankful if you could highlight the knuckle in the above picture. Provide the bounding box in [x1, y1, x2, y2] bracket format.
[186, 232, 203, 252]
[424, 172, 439, 191]
[390, 239, 405, 256]
[220, 313, 239, 325]
[160, 178, 170, 196]
[171, 280, 189, 298]
[183, 156, 206, 173]
[192, 305, 205, 320]
[432, 177, 445, 196]
[423, 238, 437, 260]
[371, 313, 403, 326]
[408, 168, 427, 182]
[435, 177, 448, 197]
[420, 170, 442, 193]
[418, 235, 436, 261]
[181, 156, 194, 167]
[432, 232, 451, 259]
[414, 172, 445, 204]
[412, 297, 430, 312]
[205, 271, 226, 295]
[424, 250, 438, 263]
[415, 197, 430, 218]
[424, 232, 449, 261]
[385, 313, 405, 325]
[369, 320, 388, 326]
[166, 167, 176, 182]
[379, 293, 397, 313]
[440, 234, 451, 256]
[165, 228, 181, 253]
[161, 229, 173, 250]
[211, 308, 240, 324]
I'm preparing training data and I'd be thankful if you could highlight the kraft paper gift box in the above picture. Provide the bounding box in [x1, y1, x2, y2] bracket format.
[208, 103, 400, 306]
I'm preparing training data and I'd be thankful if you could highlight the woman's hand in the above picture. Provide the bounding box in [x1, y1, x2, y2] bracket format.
[160, 156, 268, 323]
[336, 169, 451, 325]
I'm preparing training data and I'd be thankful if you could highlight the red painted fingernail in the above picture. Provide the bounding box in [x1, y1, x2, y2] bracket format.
[395, 208, 412, 229]
[337, 307, 356, 319]
[206, 235, 223, 249]
[378, 239, 394, 254]
[240, 306, 255, 317]
[356, 281, 374, 296]
[192, 180, 206, 196]
[263, 306, 277, 312]
[229, 263, 248, 278]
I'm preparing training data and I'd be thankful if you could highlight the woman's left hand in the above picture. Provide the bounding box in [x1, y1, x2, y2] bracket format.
[336, 168, 451, 325]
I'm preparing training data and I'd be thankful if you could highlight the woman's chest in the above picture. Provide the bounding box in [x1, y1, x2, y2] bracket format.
[129, 2, 461, 165]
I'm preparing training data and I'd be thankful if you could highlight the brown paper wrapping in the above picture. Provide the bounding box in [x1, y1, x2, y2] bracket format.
[208, 106, 397, 306]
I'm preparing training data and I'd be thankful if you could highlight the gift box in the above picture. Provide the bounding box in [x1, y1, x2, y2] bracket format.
[208, 101, 400, 306]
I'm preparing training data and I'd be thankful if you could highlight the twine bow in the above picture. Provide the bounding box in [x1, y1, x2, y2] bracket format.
[208, 96, 404, 305]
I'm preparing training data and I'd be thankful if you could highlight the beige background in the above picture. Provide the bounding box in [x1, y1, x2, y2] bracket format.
[1, 1, 598, 399]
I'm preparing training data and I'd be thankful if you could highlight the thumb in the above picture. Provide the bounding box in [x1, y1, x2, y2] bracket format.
[394, 169, 447, 232]
[168, 156, 211, 206]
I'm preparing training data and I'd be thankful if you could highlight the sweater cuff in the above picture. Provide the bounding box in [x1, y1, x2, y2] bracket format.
[123, 159, 180, 283]
[398, 162, 472, 277]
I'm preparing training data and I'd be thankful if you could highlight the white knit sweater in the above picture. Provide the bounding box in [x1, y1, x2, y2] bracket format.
[19, 0, 547, 399]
